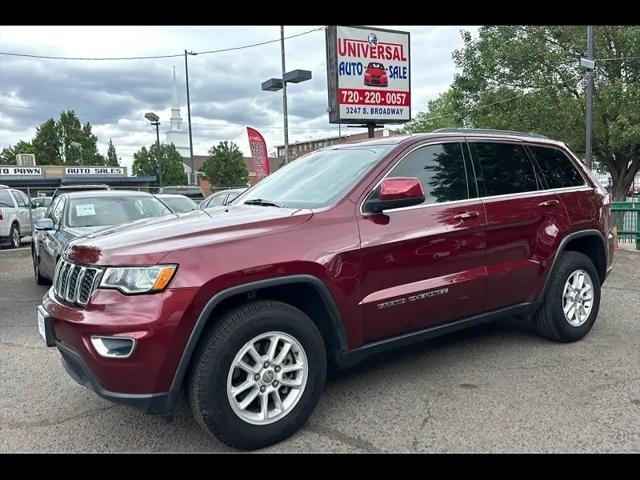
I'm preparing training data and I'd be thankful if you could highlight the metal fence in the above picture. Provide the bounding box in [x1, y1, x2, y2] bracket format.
[612, 201, 640, 251]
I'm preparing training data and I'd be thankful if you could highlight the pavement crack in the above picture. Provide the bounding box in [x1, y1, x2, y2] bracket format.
[303, 423, 384, 452]
[1, 405, 119, 429]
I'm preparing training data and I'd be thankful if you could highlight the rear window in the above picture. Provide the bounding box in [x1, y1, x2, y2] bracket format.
[528, 145, 585, 189]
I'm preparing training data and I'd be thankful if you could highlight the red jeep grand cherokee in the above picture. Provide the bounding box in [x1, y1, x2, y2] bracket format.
[38, 129, 615, 450]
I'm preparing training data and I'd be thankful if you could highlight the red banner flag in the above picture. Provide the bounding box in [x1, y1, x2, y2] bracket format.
[246, 127, 270, 182]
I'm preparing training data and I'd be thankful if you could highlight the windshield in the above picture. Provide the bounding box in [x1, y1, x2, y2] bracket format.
[66, 196, 172, 227]
[161, 196, 197, 213]
[235, 146, 392, 209]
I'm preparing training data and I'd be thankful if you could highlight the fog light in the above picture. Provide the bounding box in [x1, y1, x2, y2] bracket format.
[90, 336, 136, 359]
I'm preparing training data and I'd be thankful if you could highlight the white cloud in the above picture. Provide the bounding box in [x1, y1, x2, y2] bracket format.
[0, 25, 478, 170]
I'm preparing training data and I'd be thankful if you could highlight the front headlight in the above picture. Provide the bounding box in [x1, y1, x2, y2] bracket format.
[99, 265, 177, 294]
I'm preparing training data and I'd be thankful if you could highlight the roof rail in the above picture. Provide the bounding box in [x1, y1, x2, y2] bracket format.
[432, 128, 548, 139]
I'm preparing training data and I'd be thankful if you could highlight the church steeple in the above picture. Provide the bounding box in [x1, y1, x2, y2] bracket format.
[166, 66, 190, 159]
[170, 66, 182, 131]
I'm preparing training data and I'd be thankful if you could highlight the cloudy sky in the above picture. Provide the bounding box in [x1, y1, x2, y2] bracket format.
[0, 25, 478, 170]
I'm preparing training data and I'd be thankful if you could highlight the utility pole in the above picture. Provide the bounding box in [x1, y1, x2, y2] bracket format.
[280, 26, 289, 164]
[585, 25, 594, 170]
[185, 50, 196, 185]
[154, 121, 163, 188]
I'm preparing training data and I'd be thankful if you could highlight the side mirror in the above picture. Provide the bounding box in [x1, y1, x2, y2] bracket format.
[35, 218, 55, 231]
[365, 177, 426, 214]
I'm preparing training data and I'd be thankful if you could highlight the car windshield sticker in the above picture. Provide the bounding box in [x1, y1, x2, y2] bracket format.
[75, 204, 96, 216]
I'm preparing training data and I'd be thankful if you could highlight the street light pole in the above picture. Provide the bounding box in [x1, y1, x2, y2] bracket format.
[185, 50, 196, 185]
[154, 121, 162, 188]
[280, 26, 290, 165]
[145, 112, 162, 188]
[70, 141, 83, 165]
[585, 26, 594, 170]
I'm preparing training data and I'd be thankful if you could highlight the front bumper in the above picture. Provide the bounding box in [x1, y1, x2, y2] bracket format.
[57, 340, 171, 414]
[41, 285, 200, 415]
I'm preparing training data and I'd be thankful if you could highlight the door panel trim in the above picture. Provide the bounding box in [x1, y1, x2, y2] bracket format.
[359, 266, 486, 306]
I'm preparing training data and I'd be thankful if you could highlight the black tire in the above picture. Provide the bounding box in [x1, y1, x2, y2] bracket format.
[9, 223, 20, 249]
[32, 248, 50, 285]
[533, 251, 601, 342]
[187, 300, 327, 450]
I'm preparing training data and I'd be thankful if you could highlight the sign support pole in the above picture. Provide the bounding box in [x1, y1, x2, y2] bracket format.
[367, 123, 376, 139]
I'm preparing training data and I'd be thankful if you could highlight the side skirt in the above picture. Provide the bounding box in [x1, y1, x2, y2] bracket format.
[338, 301, 539, 369]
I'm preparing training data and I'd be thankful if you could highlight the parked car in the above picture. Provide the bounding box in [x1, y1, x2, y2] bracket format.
[200, 188, 246, 209]
[51, 184, 111, 199]
[364, 62, 388, 87]
[32, 190, 172, 285]
[0, 185, 33, 248]
[157, 194, 198, 213]
[157, 185, 205, 203]
[38, 129, 614, 450]
[31, 196, 53, 225]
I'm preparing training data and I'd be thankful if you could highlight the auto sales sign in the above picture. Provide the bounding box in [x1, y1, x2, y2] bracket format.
[326, 26, 411, 124]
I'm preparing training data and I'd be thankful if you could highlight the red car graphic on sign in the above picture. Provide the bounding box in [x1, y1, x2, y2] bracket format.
[364, 62, 388, 87]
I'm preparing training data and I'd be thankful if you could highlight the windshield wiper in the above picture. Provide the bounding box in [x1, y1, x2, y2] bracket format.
[243, 198, 284, 208]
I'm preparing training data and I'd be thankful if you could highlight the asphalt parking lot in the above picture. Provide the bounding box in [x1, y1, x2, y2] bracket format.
[1, 247, 639, 453]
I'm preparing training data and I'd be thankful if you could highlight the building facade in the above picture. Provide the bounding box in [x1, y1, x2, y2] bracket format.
[275, 128, 400, 161]
[0, 165, 155, 196]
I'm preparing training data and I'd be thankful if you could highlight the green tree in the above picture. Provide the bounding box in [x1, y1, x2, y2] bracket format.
[132, 143, 187, 187]
[402, 90, 464, 134]
[0, 141, 34, 165]
[106, 138, 120, 166]
[201, 141, 248, 188]
[32, 118, 62, 164]
[448, 26, 640, 200]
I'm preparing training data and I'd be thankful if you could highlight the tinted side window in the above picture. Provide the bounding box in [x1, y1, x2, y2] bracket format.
[18, 191, 30, 207]
[472, 142, 538, 196]
[0, 190, 14, 208]
[528, 146, 585, 189]
[210, 194, 226, 206]
[11, 190, 28, 207]
[50, 197, 65, 226]
[385, 142, 470, 205]
[46, 197, 60, 220]
[226, 193, 240, 204]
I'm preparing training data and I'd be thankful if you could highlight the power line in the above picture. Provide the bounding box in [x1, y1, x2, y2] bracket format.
[0, 27, 325, 61]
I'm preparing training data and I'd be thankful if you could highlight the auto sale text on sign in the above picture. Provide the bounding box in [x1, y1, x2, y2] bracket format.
[334, 26, 410, 123]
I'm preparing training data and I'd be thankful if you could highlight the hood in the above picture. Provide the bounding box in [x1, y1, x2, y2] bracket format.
[67, 205, 313, 266]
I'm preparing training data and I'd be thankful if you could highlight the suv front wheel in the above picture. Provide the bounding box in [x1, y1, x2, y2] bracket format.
[187, 300, 327, 450]
[533, 251, 601, 342]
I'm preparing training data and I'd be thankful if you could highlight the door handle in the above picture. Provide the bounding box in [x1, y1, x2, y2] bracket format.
[453, 211, 480, 221]
[539, 199, 560, 207]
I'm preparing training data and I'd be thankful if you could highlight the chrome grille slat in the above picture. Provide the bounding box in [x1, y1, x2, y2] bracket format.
[73, 267, 86, 304]
[53, 259, 102, 308]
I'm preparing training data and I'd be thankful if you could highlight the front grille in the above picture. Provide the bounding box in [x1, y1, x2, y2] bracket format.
[53, 259, 103, 307]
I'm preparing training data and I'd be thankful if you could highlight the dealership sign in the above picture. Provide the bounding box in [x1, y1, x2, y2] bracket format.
[0, 166, 43, 176]
[65, 167, 125, 176]
[326, 25, 411, 124]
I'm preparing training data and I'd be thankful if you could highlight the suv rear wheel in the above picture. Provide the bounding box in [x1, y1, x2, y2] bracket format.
[533, 251, 601, 342]
[9, 223, 20, 249]
[187, 300, 327, 450]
